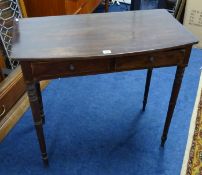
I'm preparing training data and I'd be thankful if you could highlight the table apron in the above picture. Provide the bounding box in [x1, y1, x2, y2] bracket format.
[29, 49, 186, 81]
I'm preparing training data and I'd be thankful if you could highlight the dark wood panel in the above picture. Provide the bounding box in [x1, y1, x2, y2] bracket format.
[29, 49, 185, 81]
[116, 50, 184, 71]
[23, 0, 66, 17]
[31, 59, 111, 80]
[65, 0, 78, 14]
[24, 0, 102, 17]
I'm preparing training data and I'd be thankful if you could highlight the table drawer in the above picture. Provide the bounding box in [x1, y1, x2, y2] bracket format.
[115, 50, 184, 71]
[31, 59, 111, 80]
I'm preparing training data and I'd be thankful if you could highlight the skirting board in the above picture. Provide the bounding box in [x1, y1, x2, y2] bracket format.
[180, 71, 202, 174]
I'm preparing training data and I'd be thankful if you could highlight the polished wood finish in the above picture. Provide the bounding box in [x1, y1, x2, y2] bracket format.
[11, 10, 197, 164]
[23, 0, 106, 17]
[115, 50, 184, 71]
[24, 0, 66, 17]
[31, 59, 111, 80]
[12, 10, 197, 60]
[73, 0, 101, 14]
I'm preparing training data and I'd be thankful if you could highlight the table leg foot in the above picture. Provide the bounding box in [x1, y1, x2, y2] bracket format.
[42, 153, 49, 166]
[161, 136, 167, 147]
[142, 68, 153, 111]
[161, 66, 185, 145]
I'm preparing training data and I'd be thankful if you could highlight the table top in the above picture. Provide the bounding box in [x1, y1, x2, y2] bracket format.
[11, 9, 198, 61]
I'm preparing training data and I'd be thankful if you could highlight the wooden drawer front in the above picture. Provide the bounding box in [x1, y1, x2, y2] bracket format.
[115, 50, 184, 71]
[0, 67, 25, 122]
[31, 59, 111, 80]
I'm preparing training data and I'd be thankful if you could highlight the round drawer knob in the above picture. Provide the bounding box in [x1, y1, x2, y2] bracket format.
[149, 56, 154, 62]
[69, 64, 75, 71]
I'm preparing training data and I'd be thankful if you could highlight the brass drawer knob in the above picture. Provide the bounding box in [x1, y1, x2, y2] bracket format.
[0, 105, 6, 119]
[149, 56, 154, 63]
[69, 64, 75, 71]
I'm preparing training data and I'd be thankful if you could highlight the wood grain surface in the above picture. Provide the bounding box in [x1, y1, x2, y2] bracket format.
[11, 10, 198, 61]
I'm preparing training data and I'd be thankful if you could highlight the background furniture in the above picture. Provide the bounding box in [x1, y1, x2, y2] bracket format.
[23, 0, 108, 17]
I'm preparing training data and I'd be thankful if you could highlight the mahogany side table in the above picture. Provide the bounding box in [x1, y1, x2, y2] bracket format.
[11, 10, 198, 165]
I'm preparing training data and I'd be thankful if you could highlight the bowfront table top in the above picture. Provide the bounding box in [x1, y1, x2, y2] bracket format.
[11, 9, 198, 165]
[11, 9, 197, 60]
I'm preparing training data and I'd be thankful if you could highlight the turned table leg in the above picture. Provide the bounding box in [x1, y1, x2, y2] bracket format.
[35, 82, 45, 124]
[27, 82, 48, 165]
[161, 66, 186, 147]
[142, 68, 153, 111]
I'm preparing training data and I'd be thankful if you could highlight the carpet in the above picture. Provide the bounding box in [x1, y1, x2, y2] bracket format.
[0, 49, 202, 175]
[181, 72, 202, 174]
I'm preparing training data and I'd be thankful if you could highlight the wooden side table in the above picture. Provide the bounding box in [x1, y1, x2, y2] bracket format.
[11, 10, 198, 165]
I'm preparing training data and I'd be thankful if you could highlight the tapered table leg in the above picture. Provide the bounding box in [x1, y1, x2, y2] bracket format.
[161, 66, 186, 147]
[35, 82, 45, 124]
[143, 68, 153, 111]
[27, 82, 48, 165]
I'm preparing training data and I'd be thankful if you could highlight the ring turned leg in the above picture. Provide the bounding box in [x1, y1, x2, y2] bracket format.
[161, 66, 185, 147]
[27, 82, 49, 165]
[142, 68, 153, 111]
[35, 82, 45, 124]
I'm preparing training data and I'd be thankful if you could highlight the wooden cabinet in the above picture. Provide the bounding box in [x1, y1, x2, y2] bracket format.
[0, 67, 25, 123]
[24, 0, 102, 17]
